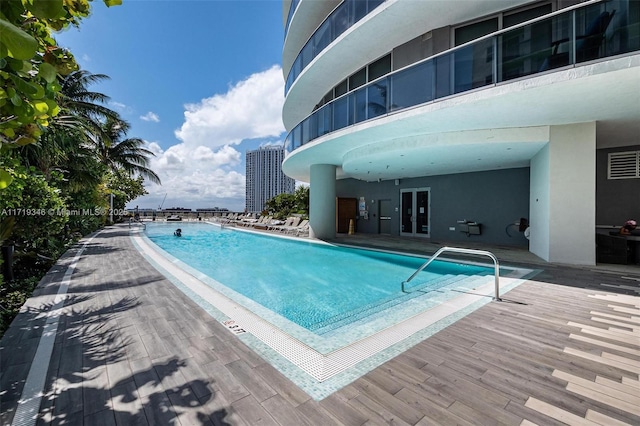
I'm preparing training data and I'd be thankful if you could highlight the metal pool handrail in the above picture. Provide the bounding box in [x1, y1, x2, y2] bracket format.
[402, 247, 501, 301]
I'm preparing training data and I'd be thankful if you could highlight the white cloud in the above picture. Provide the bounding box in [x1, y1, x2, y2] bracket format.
[175, 65, 285, 148]
[130, 66, 287, 211]
[81, 54, 91, 62]
[140, 111, 160, 122]
[135, 141, 246, 210]
[109, 101, 133, 114]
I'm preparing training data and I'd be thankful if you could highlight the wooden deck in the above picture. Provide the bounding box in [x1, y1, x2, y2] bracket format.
[1, 225, 639, 425]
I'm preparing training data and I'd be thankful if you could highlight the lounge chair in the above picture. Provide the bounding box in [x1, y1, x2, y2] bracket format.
[238, 214, 258, 227]
[274, 217, 301, 233]
[268, 217, 292, 231]
[252, 216, 272, 229]
[280, 218, 307, 234]
[219, 213, 238, 226]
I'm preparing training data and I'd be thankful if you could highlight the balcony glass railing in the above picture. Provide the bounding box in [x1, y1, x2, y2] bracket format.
[285, 0, 639, 154]
[285, 0, 387, 94]
[284, 0, 300, 40]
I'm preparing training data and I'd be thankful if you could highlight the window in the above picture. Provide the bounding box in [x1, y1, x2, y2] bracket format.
[608, 151, 640, 179]
[455, 17, 498, 46]
[503, 3, 552, 28]
[348, 68, 367, 90]
[335, 79, 348, 97]
[368, 54, 391, 81]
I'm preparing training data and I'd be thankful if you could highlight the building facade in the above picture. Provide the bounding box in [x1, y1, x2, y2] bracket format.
[246, 145, 297, 213]
[281, 0, 640, 265]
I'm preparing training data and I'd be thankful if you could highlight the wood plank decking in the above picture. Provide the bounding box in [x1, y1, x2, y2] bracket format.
[1, 225, 639, 425]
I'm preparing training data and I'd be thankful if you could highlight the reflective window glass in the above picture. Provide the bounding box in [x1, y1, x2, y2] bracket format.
[333, 96, 349, 130]
[333, 3, 350, 35]
[349, 68, 367, 90]
[354, 0, 367, 22]
[453, 38, 494, 93]
[335, 79, 348, 97]
[314, 20, 332, 55]
[292, 125, 301, 149]
[352, 88, 368, 124]
[390, 61, 433, 110]
[318, 103, 333, 136]
[369, 54, 391, 81]
[455, 17, 498, 46]
[367, 78, 388, 119]
[575, 3, 617, 63]
[504, 3, 551, 28]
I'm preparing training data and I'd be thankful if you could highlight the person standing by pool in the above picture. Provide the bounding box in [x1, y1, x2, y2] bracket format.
[619, 219, 637, 235]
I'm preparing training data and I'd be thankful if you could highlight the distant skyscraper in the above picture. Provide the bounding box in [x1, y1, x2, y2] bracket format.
[246, 145, 296, 213]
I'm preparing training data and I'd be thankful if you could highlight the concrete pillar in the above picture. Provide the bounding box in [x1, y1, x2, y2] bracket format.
[529, 122, 596, 265]
[309, 164, 336, 239]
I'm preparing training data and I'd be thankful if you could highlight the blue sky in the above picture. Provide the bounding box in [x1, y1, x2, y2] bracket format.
[55, 0, 287, 211]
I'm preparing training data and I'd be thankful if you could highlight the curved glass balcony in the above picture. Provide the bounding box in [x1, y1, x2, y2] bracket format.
[285, 0, 387, 95]
[284, 0, 300, 40]
[285, 0, 639, 154]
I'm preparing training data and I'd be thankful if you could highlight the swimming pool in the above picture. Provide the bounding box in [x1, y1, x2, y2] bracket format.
[133, 222, 536, 398]
[145, 222, 492, 332]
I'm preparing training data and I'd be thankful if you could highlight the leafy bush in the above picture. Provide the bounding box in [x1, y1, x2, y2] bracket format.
[0, 276, 39, 335]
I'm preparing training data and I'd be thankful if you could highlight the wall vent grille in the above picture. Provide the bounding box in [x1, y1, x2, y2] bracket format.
[608, 151, 639, 179]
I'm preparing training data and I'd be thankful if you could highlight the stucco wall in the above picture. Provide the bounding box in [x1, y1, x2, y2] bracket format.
[336, 167, 530, 246]
[596, 144, 640, 226]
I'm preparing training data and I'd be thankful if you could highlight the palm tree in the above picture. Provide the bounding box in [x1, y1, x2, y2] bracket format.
[21, 128, 104, 191]
[21, 70, 119, 190]
[27, 70, 160, 186]
[94, 118, 161, 185]
[55, 70, 121, 133]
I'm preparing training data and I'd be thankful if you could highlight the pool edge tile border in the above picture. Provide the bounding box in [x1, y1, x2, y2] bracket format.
[130, 228, 536, 400]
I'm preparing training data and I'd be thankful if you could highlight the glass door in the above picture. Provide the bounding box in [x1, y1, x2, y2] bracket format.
[400, 188, 430, 237]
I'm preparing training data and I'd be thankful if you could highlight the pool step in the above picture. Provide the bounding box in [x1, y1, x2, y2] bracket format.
[310, 273, 486, 335]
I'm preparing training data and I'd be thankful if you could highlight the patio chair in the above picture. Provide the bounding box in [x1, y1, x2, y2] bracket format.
[268, 217, 293, 231]
[289, 219, 309, 236]
[277, 217, 302, 233]
[540, 9, 616, 71]
[252, 216, 272, 229]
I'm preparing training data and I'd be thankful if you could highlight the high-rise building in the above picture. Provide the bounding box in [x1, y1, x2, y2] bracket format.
[246, 145, 296, 213]
[281, 0, 639, 265]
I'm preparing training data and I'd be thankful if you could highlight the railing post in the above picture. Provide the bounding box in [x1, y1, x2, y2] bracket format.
[493, 259, 501, 301]
[403, 246, 501, 301]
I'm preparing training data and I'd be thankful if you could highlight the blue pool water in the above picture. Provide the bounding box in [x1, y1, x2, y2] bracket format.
[145, 223, 492, 332]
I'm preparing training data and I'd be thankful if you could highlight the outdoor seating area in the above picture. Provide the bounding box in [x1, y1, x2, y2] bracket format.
[208, 213, 309, 236]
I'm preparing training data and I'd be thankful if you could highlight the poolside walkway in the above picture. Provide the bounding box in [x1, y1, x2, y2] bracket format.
[1, 224, 639, 425]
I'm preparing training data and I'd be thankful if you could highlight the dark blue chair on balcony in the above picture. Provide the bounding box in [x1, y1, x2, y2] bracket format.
[540, 10, 616, 71]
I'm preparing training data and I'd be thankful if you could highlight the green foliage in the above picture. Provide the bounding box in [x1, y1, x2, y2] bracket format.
[0, 162, 68, 256]
[0, 276, 39, 335]
[265, 186, 309, 220]
[0, 0, 131, 339]
[294, 186, 309, 216]
[0, 0, 121, 149]
[96, 118, 161, 184]
[65, 184, 107, 235]
[106, 169, 148, 212]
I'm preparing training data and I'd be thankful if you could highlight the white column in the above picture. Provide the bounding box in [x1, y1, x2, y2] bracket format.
[309, 164, 336, 239]
[529, 123, 596, 265]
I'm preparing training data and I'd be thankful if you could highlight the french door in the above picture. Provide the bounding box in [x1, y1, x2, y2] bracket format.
[400, 188, 430, 237]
